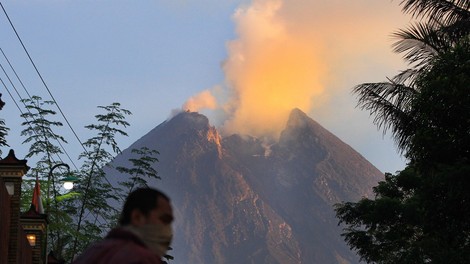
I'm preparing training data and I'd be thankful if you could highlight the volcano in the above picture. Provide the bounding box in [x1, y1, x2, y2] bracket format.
[109, 108, 383, 263]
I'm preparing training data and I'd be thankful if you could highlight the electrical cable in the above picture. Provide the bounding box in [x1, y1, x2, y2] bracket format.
[0, 72, 69, 168]
[1, 1, 120, 232]
[1, 48, 32, 99]
[0, 52, 79, 170]
[0, 1, 89, 156]
[0, 2, 117, 192]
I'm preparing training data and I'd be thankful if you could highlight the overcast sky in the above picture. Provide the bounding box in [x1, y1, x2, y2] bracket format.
[1, 0, 411, 174]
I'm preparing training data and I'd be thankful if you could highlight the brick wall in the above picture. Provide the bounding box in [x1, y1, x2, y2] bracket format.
[0, 177, 11, 264]
[7, 176, 22, 264]
[18, 226, 33, 264]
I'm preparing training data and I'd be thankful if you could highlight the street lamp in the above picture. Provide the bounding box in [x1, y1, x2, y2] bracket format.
[62, 176, 77, 190]
[47, 163, 77, 212]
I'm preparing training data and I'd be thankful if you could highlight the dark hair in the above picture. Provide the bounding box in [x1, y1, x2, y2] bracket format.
[119, 187, 170, 226]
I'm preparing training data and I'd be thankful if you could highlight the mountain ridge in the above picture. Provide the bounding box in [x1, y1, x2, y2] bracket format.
[110, 109, 383, 263]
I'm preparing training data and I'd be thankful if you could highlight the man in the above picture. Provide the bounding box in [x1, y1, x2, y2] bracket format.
[73, 188, 174, 264]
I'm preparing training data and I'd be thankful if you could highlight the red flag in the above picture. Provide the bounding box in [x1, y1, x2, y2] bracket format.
[32, 176, 44, 214]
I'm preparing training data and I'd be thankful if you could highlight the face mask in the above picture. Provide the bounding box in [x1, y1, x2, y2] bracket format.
[126, 223, 173, 257]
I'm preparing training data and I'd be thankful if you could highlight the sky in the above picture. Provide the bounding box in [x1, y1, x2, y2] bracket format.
[0, 0, 411, 174]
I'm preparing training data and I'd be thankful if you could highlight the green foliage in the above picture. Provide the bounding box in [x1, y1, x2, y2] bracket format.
[69, 102, 132, 261]
[13, 98, 165, 262]
[0, 118, 8, 154]
[0, 93, 8, 154]
[337, 164, 470, 263]
[16, 99, 155, 262]
[20, 96, 67, 160]
[116, 147, 160, 195]
[336, 167, 425, 263]
[20, 179, 35, 212]
[353, 1, 470, 156]
[338, 1, 470, 263]
[18, 96, 74, 257]
[408, 41, 470, 164]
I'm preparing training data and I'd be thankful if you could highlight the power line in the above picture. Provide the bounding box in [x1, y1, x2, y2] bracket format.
[0, 51, 79, 170]
[0, 69, 74, 170]
[0, 1, 89, 156]
[1, 2, 119, 233]
[1, 48, 32, 99]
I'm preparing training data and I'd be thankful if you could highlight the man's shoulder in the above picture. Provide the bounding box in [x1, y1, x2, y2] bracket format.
[73, 228, 163, 264]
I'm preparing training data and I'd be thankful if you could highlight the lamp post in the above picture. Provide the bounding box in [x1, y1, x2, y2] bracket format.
[46, 163, 77, 213]
[45, 163, 78, 262]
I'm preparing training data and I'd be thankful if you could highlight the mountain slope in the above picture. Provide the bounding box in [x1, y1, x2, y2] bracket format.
[110, 109, 383, 263]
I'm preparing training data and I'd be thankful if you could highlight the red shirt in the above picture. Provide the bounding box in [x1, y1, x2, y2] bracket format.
[72, 227, 164, 264]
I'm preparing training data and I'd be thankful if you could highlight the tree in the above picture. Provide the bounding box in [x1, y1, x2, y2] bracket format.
[407, 40, 470, 165]
[0, 93, 8, 154]
[0, 117, 8, 154]
[336, 38, 470, 263]
[116, 146, 160, 195]
[15, 99, 127, 262]
[68, 102, 132, 261]
[18, 96, 74, 256]
[337, 1, 470, 262]
[352, 0, 470, 156]
[14, 98, 165, 262]
[20, 96, 68, 173]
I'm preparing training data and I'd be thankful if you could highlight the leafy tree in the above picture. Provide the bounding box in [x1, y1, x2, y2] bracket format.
[0, 117, 8, 154]
[68, 102, 132, 261]
[337, 1, 470, 262]
[0, 93, 8, 154]
[335, 168, 424, 263]
[116, 146, 160, 195]
[20, 96, 68, 176]
[15, 99, 165, 263]
[16, 99, 134, 262]
[336, 38, 470, 263]
[407, 40, 470, 165]
[18, 95, 75, 258]
[352, 0, 470, 156]
[336, 165, 470, 263]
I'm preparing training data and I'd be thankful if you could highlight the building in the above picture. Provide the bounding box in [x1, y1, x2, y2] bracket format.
[0, 149, 50, 264]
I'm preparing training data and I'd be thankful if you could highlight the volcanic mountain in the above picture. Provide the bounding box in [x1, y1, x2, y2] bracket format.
[110, 108, 383, 263]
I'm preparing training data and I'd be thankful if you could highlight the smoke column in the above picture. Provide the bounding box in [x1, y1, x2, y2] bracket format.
[184, 0, 408, 139]
[182, 89, 217, 112]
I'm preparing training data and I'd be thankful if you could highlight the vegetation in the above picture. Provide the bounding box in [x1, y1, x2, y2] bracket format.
[336, 1, 470, 263]
[0, 94, 8, 154]
[116, 146, 160, 196]
[69, 102, 132, 260]
[0, 96, 162, 263]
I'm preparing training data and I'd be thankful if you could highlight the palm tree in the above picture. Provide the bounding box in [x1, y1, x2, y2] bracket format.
[353, 0, 470, 158]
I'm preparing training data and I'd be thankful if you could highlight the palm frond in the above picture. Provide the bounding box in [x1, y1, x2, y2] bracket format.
[353, 81, 417, 153]
[392, 22, 445, 67]
[400, 0, 470, 26]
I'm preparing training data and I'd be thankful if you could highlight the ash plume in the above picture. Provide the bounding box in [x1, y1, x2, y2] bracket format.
[184, 0, 408, 140]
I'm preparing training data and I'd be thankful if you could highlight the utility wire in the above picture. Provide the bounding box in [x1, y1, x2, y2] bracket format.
[0, 52, 79, 170]
[0, 76, 24, 116]
[0, 70, 70, 169]
[1, 2, 117, 233]
[1, 48, 32, 99]
[1, 68, 109, 229]
[0, 2, 121, 190]
[0, 1, 89, 156]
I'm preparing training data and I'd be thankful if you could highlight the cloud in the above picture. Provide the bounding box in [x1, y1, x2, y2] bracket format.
[182, 89, 217, 112]
[185, 0, 409, 140]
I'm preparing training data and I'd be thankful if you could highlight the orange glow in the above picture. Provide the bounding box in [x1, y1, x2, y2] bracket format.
[183, 0, 409, 139]
[221, 0, 327, 139]
[183, 89, 217, 112]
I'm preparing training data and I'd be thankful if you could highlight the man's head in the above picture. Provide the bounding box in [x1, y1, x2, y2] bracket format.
[119, 187, 173, 227]
[119, 188, 174, 258]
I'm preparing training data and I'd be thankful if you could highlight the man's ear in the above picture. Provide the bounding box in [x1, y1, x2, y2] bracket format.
[130, 209, 146, 226]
